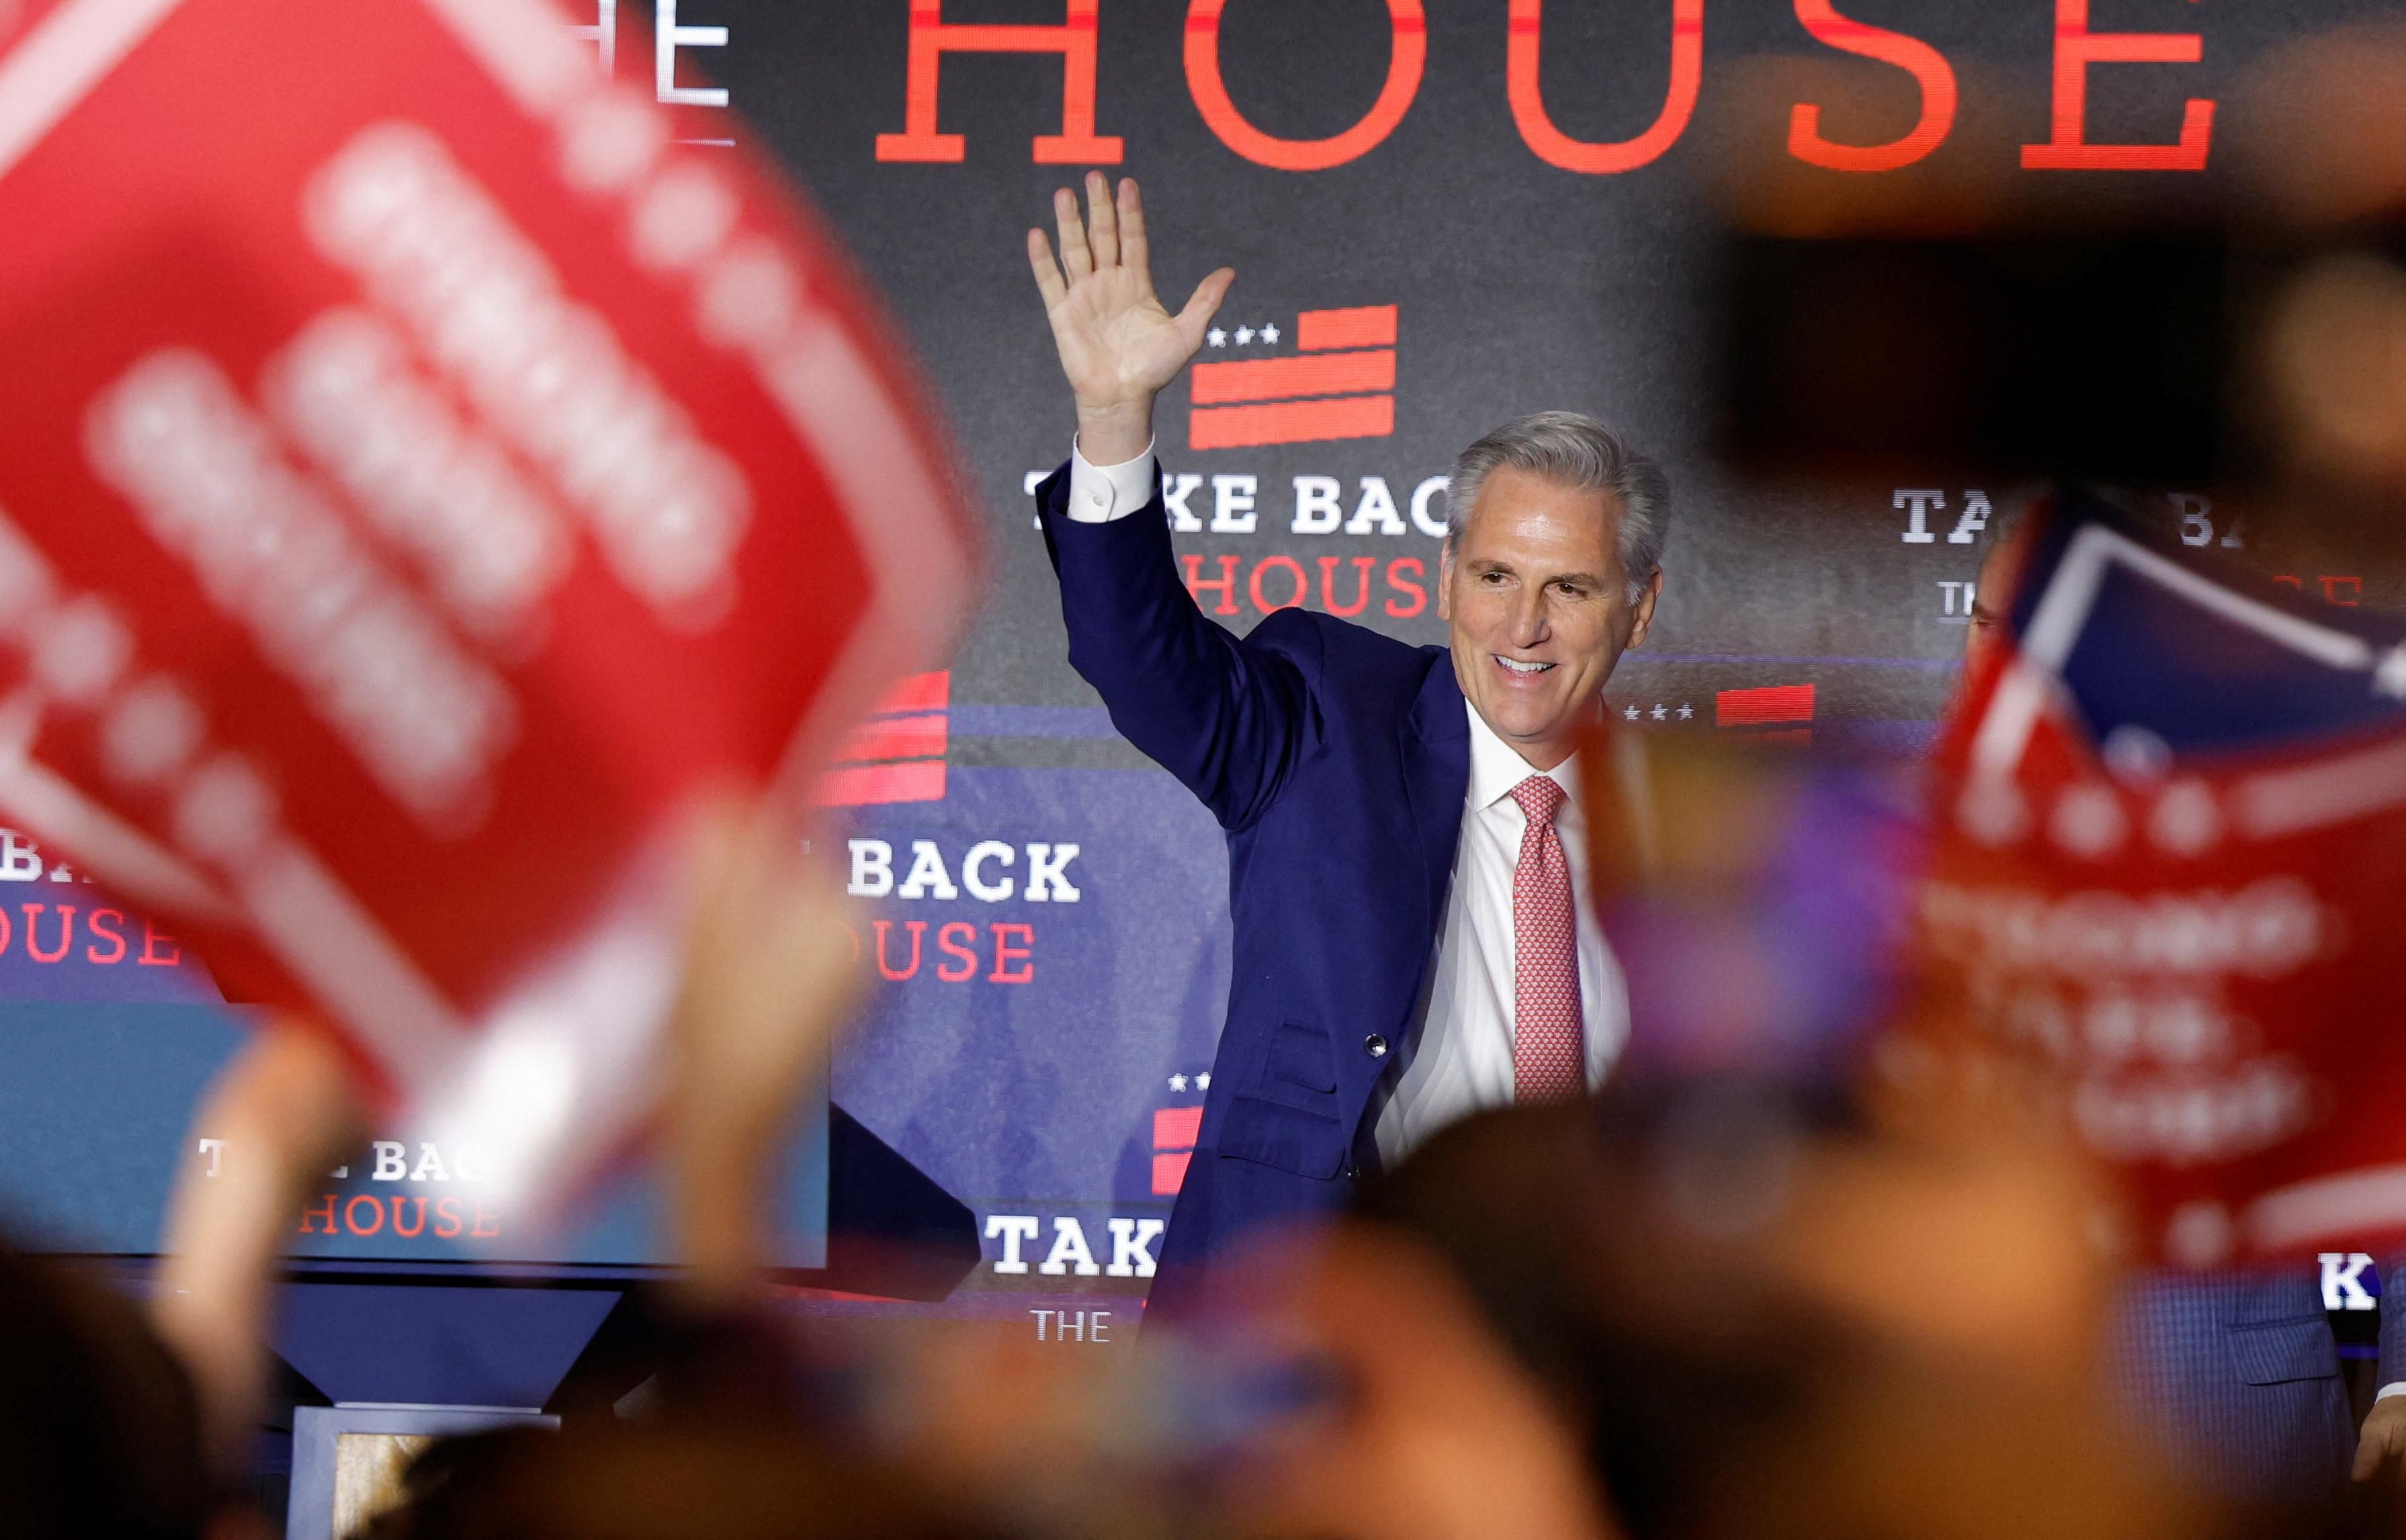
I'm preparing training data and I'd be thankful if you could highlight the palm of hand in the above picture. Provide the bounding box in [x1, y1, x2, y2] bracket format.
[1028, 173, 1233, 429]
[1051, 272, 1191, 411]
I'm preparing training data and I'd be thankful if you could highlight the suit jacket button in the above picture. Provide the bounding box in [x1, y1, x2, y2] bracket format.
[1363, 1034, 1388, 1058]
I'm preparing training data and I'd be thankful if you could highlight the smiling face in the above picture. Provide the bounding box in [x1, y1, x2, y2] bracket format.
[1441, 466, 1660, 771]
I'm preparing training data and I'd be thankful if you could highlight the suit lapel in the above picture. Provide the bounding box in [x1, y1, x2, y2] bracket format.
[1399, 651, 1470, 939]
[1352, 652, 1470, 1170]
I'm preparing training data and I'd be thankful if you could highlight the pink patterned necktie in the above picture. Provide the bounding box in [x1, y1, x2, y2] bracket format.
[1510, 774, 1585, 1102]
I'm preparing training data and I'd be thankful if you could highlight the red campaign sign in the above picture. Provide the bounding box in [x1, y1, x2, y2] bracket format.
[0, 0, 978, 1214]
[1926, 505, 2406, 1267]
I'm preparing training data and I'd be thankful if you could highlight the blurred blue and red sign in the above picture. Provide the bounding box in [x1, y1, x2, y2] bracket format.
[1929, 492, 2406, 1267]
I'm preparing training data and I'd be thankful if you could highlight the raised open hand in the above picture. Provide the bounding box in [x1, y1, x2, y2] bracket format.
[1029, 171, 1234, 465]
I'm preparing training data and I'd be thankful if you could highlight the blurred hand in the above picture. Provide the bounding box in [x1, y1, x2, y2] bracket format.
[664, 796, 862, 1308]
[1222, 1224, 1617, 1540]
[154, 1019, 362, 1475]
[2356, 1392, 2406, 1482]
[1027, 171, 1233, 466]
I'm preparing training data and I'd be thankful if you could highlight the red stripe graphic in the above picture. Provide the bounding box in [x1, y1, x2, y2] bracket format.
[1715, 684, 1816, 726]
[837, 714, 947, 765]
[1191, 394, 1395, 450]
[1152, 1151, 1193, 1195]
[1187, 11, 1424, 30]
[873, 670, 950, 715]
[1191, 348, 1395, 405]
[1297, 304, 1399, 351]
[918, 23, 1084, 48]
[1509, 15, 1700, 34]
[1154, 1106, 1204, 1150]
[814, 760, 947, 807]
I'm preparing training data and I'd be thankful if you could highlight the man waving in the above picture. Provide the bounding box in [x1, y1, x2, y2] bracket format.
[1028, 174, 1669, 1307]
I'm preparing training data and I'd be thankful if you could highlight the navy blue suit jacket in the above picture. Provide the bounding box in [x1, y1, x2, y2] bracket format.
[2111, 1271, 2357, 1504]
[1037, 464, 1469, 1311]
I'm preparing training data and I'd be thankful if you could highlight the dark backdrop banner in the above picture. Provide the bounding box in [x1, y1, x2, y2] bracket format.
[7, 0, 2406, 1317]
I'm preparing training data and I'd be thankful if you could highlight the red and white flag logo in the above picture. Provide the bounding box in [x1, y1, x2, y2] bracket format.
[1189, 304, 1398, 450]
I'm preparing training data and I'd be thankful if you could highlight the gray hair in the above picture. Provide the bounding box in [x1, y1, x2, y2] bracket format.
[1446, 411, 1672, 602]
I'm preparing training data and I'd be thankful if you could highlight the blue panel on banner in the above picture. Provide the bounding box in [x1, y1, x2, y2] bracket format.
[0, 888, 221, 1002]
[947, 705, 1119, 740]
[0, 1001, 826, 1269]
[0, 764, 1226, 1287]
[0, 1002, 242, 1249]
[832, 765, 1230, 1230]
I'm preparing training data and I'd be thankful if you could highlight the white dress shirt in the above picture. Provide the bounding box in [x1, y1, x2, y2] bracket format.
[1065, 437, 1159, 521]
[1065, 439, 1630, 1165]
[1374, 703, 1628, 1164]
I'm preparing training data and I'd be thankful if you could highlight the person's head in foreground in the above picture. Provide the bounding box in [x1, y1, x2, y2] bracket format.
[358, 1420, 1021, 1540]
[1204, 1089, 2335, 1540]
[0, 1231, 218, 1540]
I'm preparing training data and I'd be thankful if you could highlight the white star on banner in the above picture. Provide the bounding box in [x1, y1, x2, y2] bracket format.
[1234, 325, 1256, 345]
[1622, 704, 1639, 720]
[1650, 703, 1668, 721]
[1197, 1072, 1212, 1090]
[2376, 646, 2406, 700]
[1260, 322, 1281, 343]
[1206, 329, 1226, 347]
[1168, 1073, 1189, 1092]
[1678, 702, 1694, 720]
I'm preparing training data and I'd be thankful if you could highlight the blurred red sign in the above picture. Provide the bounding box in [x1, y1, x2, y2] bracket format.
[0, 0, 977, 1215]
[1927, 497, 2406, 1267]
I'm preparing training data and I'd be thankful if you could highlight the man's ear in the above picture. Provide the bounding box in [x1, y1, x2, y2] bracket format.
[1436, 542, 1454, 622]
[1623, 568, 1662, 651]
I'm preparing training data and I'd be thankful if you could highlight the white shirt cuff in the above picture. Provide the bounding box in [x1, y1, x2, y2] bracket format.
[2378, 1382, 2406, 1403]
[1066, 438, 1157, 523]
